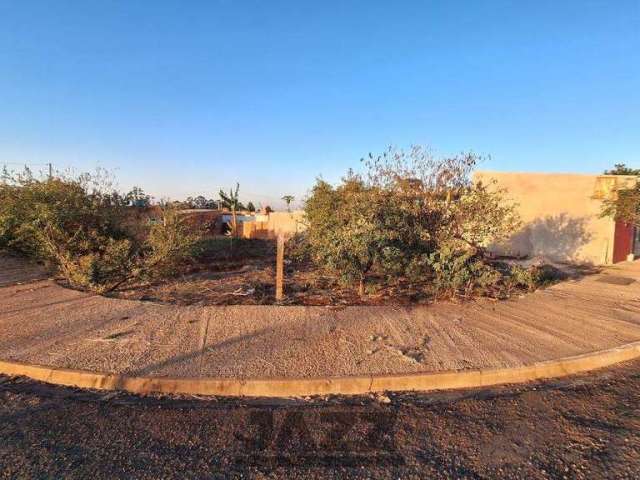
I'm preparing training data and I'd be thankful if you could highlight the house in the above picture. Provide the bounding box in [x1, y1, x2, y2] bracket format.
[474, 171, 639, 265]
[239, 211, 305, 239]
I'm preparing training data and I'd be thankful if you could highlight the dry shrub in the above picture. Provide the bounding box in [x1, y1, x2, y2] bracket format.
[0, 168, 200, 293]
[303, 146, 521, 297]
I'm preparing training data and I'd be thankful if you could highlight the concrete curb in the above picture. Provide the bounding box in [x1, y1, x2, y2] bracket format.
[2, 340, 640, 397]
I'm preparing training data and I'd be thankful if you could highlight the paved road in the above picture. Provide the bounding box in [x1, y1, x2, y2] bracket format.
[1, 359, 639, 479]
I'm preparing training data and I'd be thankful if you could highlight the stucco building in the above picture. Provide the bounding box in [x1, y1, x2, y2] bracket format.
[239, 211, 305, 239]
[475, 171, 639, 265]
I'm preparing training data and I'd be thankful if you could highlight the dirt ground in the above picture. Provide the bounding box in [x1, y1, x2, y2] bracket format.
[112, 237, 430, 306]
[2, 253, 640, 379]
[111, 238, 582, 306]
[1, 358, 639, 479]
[0, 254, 50, 287]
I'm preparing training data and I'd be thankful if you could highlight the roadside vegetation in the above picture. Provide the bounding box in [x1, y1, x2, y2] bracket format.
[296, 146, 572, 301]
[601, 163, 640, 226]
[0, 148, 576, 305]
[300, 146, 524, 297]
[0, 168, 200, 293]
[116, 146, 570, 305]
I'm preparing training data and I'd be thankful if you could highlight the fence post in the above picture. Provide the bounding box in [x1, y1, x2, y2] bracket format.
[275, 234, 285, 301]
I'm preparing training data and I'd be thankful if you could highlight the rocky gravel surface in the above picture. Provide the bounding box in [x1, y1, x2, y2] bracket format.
[1, 359, 639, 479]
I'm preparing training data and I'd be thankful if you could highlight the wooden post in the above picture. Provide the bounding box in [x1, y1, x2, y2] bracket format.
[275, 234, 285, 301]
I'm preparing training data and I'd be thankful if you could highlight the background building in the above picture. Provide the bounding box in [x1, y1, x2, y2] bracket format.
[475, 172, 639, 265]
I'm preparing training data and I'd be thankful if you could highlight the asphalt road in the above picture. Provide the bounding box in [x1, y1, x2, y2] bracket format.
[1, 360, 640, 479]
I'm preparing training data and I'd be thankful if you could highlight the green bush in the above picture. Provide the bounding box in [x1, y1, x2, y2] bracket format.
[302, 146, 521, 296]
[601, 183, 640, 226]
[285, 232, 312, 265]
[497, 263, 569, 297]
[0, 169, 200, 293]
[427, 244, 501, 296]
[64, 238, 136, 292]
[0, 169, 127, 258]
[501, 264, 536, 293]
[142, 209, 201, 279]
[529, 264, 568, 286]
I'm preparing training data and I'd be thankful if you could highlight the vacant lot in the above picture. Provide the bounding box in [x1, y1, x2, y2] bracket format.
[109, 238, 581, 306]
[114, 237, 387, 306]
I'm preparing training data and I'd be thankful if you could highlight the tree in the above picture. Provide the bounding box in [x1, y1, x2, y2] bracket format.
[304, 177, 379, 295]
[303, 146, 520, 296]
[602, 183, 640, 226]
[184, 196, 216, 209]
[281, 195, 295, 212]
[141, 207, 202, 280]
[219, 183, 244, 237]
[246, 201, 256, 213]
[605, 164, 640, 176]
[171, 199, 194, 209]
[127, 186, 151, 207]
[192, 195, 209, 209]
[601, 164, 640, 226]
[218, 183, 245, 211]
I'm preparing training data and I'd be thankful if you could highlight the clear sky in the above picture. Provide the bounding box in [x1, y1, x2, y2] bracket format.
[1, 1, 638, 208]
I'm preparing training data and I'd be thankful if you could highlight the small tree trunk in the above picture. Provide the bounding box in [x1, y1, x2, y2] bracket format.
[229, 206, 237, 257]
[358, 276, 365, 297]
[232, 207, 238, 238]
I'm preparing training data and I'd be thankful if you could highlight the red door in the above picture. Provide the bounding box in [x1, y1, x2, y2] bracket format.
[613, 221, 634, 263]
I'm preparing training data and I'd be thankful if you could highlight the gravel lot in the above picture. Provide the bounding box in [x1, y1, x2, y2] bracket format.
[1, 359, 639, 479]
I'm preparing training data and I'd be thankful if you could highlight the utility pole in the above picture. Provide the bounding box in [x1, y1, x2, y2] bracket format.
[48, 163, 53, 179]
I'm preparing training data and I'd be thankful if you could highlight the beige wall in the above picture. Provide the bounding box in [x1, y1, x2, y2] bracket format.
[474, 171, 617, 265]
[241, 211, 306, 239]
[240, 172, 634, 264]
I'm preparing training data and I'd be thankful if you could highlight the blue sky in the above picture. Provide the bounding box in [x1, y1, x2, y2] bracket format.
[1, 1, 638, 208]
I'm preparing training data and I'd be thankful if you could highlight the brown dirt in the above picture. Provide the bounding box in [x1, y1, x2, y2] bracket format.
[1, 358, 639, 479]
[111, 237, 437, 306]
[109, 238, 582, 306]
[1, 254, 639, 380]
[0, 253, 51, 287]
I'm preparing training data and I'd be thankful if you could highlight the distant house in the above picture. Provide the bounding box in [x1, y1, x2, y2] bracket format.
[239, 211, 305, 240]
[220, 213, 255, 224]
[474, 172, 639, 265]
